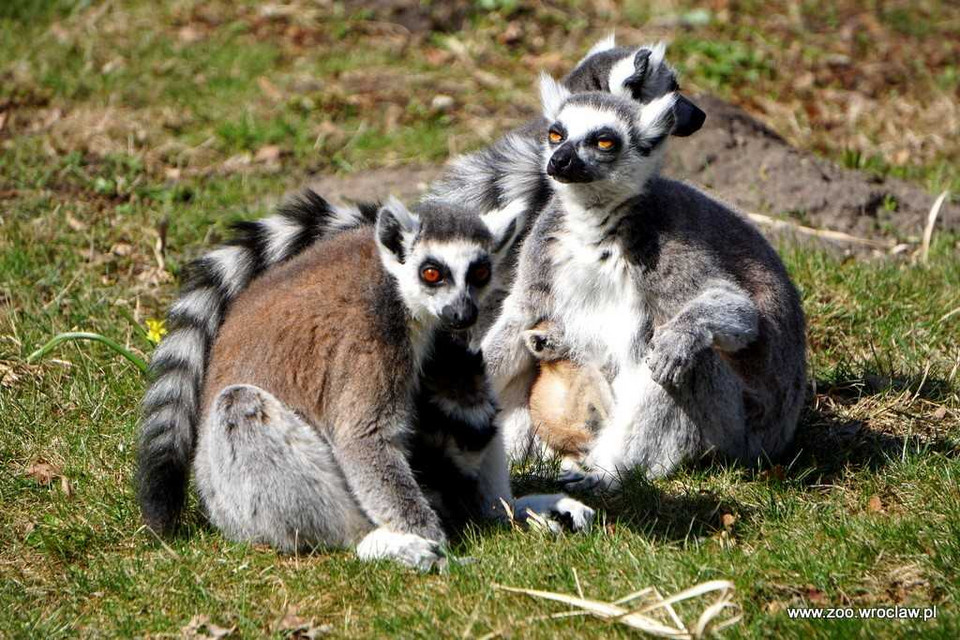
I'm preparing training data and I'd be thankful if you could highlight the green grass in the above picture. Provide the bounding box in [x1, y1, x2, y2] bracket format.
[1, 0, 959, 637]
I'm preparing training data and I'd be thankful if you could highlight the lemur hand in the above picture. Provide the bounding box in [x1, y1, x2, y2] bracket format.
[645, 328, 705, 388]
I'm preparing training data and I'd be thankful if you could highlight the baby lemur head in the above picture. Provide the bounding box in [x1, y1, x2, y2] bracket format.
[375, 197, 521, 333]
[522, 320, 567, 362]
[539, 74, 705, 210]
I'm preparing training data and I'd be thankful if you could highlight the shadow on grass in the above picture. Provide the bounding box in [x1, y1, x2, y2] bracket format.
[786, 374, 959, 485]
[511, 373, 958, 543]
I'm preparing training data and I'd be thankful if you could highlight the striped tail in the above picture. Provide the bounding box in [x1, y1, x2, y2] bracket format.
[136, 190, 378, 533]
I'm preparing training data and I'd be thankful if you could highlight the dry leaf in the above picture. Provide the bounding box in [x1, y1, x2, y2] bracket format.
[178, 26, 204, 44]
[66, 214, 87, 232]
[111, 242, 133, 257]
[60, 475, 74, 498]
[26, 460, 60, 485]
[867, 495, 883, 513]
[804, 585, 826, 604]
[275, 607, 332, 638]
[721, 513, 737, 528]
[258, 76, 284, 102]
[181, 614, 234, 639]
[255, 145, 282, 163]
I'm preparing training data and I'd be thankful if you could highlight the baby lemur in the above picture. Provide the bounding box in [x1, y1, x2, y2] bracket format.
[523, 321, 613, 466]
[482, 79, 807, 490]
[142, 198, 593, 569]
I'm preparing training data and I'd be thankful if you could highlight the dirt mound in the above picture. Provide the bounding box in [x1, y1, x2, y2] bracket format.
[310, 94, 956, 242]
[666, 95, 957, 238]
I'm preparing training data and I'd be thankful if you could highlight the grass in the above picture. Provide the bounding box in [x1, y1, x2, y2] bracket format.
[1, 0, 959, 637]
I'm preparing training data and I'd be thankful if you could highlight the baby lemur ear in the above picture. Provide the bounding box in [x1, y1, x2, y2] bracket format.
[539, 72, 571, 121]
[480, 199, 526, 259]
[375, 196, 420, 265]
[671, 94, 706, 137]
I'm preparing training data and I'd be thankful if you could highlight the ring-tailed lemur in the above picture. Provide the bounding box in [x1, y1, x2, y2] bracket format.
[197, 200, 502, 560]
[481, 78, 807, 490]
[137, 35, 694, 530]
[143, 198, 593, 568]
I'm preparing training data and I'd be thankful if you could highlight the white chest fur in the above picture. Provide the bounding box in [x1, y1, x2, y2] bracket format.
[549, 214, 645, 371]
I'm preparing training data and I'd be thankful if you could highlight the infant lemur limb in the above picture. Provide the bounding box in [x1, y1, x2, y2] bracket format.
[483, 81, 806, 490]
[523, 321, 613, 469]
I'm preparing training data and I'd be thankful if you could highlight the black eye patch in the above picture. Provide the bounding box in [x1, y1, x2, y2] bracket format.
[467, 258, 492, 287]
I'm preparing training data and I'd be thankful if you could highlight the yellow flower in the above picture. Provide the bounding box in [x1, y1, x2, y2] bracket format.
[145, 318, 167, 345]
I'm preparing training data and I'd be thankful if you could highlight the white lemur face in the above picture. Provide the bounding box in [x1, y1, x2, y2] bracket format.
[539, 73, 705, 207]
[375, 197, 521, 332]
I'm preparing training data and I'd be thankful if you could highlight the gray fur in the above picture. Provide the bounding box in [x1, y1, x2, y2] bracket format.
[482, 91, 806, 487]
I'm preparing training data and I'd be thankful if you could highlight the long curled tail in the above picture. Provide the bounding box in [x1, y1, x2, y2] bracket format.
[137, 190, 377, 533]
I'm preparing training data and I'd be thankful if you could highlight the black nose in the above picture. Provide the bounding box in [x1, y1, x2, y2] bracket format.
[547, 144, 592, 183]
[440, 299, 478, 330]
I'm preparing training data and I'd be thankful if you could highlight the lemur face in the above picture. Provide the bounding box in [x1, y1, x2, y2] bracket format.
[544, 92, 676, 186]
[538, 72, 705, 198]
[407, 239, 493, 330]
[375, 198, 520, 332]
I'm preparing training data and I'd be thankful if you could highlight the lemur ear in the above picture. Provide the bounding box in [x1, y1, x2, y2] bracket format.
[579, 32, 616, 62]
[481, 199, 525, 259]
[375, 196, 420, 264]
[539, 72, 571, 121]
[611, 42, 666, 100]
[671, 94, 706, 137]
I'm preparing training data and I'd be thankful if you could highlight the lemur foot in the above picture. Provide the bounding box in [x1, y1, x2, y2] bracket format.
[563, 469, 621, 494]
[644, 329, 702, 388]
[355, 528, 445, 572]
[215, 384, 272, 430]
[513, 494, 595, 533]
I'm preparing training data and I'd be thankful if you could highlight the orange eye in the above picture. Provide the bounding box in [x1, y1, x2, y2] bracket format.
[421, 266, 442, 284]
[597, 138, 615, 150]
[548, 131, 563, 144]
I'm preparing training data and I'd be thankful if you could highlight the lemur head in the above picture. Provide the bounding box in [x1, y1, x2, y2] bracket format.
[539, 75, 705, 210]
[375, 197, 521, 333]
[564, 35, 697, 113]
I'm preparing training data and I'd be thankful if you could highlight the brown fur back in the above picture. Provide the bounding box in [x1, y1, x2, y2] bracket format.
[203, 227, 412, 440]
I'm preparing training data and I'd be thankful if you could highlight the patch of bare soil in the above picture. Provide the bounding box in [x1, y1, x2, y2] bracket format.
[666, 94, 958, 238]
[308, 94, 957, 244]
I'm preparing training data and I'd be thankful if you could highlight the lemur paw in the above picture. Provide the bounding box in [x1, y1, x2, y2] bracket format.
[513, 494, 595, 533]
[563, 469, 621, 495]
[645, 329, 702, 388]
[356, 528, 445, 572]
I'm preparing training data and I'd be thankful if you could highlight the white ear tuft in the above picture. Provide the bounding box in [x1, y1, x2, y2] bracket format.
[648, 41, 667, 67]
[375, 196, 420, 264]
[539, 72, 571, 121]
[583, 33, 616, 59]
[638, 93, 678, 136]
[481, 199, 525, 257]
